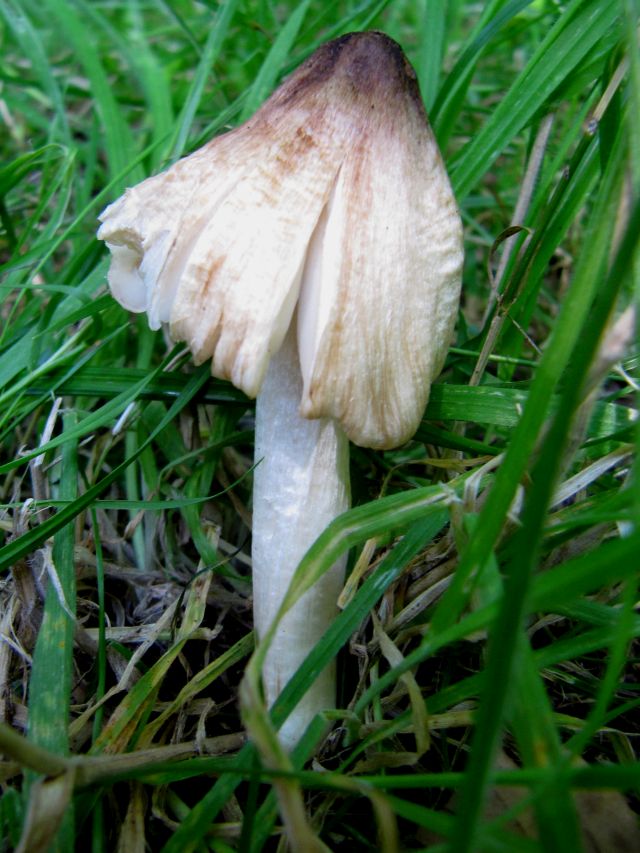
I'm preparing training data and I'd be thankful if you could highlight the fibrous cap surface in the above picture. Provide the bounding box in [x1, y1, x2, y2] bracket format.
[98, 31, 463, 449]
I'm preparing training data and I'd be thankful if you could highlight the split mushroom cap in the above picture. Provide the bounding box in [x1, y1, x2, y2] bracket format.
[98, 31, 463, 449]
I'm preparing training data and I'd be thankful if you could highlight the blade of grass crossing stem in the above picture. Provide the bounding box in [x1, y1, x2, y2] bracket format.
[167, 0, 242, 162]
[271, 514, 449, 739]
[239, 0, 313, 122]
[242, 515, 450, 852]
[27, 369, 634, 442]
[162, 516, 447, 852]
[276, 481, 472, 615]
[450, 0, 619, 198]
[430, 122, 627, 638]
[448, 150, 640, 853]
[25, 412, 78, 852]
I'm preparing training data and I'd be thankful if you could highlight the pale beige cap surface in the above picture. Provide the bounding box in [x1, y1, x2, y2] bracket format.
[98, 32, 463, 449]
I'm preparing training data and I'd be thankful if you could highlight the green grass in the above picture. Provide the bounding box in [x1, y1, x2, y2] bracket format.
[1, 1, 639, 851]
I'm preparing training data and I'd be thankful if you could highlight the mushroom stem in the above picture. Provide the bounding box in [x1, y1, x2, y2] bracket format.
[252, 322, 350, 750]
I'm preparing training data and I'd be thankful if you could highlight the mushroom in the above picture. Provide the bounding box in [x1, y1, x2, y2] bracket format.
[97, 31, 463, 749]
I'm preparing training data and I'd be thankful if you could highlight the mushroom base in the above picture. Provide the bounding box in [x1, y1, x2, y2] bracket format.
[252, 324, 350, 750]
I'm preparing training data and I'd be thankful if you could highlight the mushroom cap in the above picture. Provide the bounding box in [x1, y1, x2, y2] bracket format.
[98, 31, 463, 449]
